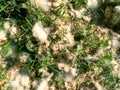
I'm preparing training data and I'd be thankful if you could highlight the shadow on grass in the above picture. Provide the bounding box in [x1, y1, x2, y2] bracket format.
[89, 1, 120, 34]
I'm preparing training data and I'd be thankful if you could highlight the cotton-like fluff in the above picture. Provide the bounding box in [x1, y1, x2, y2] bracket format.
[111, 37, 120, 48]
[74, 8, 86, 18]
[32, 21, 49, 46]
[52, 0, 68, 7]
[64, 24, 75, 47]
[37, 74, 53, 90]
[7, 67, 30, 90]
[0, 30, 7, 40]
[0, 30, 7, 45]
[10, 74, 30, 90]
[3, 20, 19, 38]
[20, 75, 30, 88]
[30, 0, 51, 12]
[64, 32, 75, 47]
[10, 25, 18, 37]
[111, 60, 120, 78]
[58, 63, 77, 82]
[4, 21, 10, 29]
[87, 0, 101, 9]
[114, 5, 120, 13]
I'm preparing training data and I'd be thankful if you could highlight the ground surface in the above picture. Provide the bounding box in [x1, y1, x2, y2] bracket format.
[0, 0, 120, 90]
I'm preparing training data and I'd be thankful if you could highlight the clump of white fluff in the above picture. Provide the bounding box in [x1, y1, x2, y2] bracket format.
[4, 21, 19, 38]
[64, 24, 75, 47]
[7, 67, 30, 90]
[64, 32, 75, 47]
[58, 63, 77, 77]
[32, 21, 49, 46]
[30, 0, 51, 12]
[114, 5, 120, 13]
[0, 30, 7, 45]
[4, 21, 10, 29]
[111, 37, 120, 49]
[112, 60, 120, 78]
[87, 0, 101, 9]
[58, 63, 77, 82]
[52, 0, 68, 7]
[36, 74, 53, 90]
[0, 30, 7, 41]
[9, 25, 18, 37]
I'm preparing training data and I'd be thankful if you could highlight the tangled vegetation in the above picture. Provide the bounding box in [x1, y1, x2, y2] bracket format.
[0, 0, 120, 90]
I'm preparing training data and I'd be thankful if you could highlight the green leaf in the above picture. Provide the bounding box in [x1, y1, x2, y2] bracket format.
[3, 42, 10, 56]
[102, 37, 109, 47]
[0, 4, 9, 13]
[46, 56, 51, 61]
[21, 25, 29, 32]
[26, 41, 34, 52]
[57, 79, 64, 86]
[55, 4, 65, 18]
[94, 67, 99, 73]
[101, 55, 112, 61]
[25, 18, 33, 28]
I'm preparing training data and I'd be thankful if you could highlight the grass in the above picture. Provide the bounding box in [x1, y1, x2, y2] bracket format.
[70, 0, 87, 10]
[0, 66, 7, 80]
[0, 0, 120, 89]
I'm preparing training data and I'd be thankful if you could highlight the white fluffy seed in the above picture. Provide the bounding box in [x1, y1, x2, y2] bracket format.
[0, 30, 7, 40]
[4, 21, 10, 29]
[30, 0, 51, 12]
[32, 21, 49, 46]
[87, 0, 100, 9]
